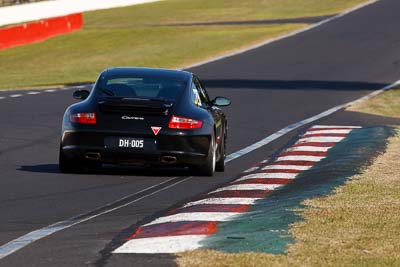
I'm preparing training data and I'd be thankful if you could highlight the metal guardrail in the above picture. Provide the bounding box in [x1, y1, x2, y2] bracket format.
[0, 0, 47, 7]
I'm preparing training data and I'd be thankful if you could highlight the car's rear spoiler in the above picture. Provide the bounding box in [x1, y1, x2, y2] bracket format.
[98, 98, 173, 116]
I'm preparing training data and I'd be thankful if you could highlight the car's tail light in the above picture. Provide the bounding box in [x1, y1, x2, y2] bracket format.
[168, 115, 202, 129]
[70, 112, 96, 124]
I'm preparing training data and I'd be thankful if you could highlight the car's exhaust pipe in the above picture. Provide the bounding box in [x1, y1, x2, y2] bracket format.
[161, 156, 177, 164]
[85, 152, 101, 160]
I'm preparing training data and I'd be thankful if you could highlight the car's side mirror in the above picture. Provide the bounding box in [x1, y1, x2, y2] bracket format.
[73, 89, 90, 100]
[212, 96, 231, 107]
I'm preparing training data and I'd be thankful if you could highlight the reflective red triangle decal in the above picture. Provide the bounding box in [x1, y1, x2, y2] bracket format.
[151, 126, 162, 136]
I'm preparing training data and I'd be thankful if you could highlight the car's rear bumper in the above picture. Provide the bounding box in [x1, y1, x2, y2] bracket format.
[61, 145, 207, 166]
[61, 130, 210, 166]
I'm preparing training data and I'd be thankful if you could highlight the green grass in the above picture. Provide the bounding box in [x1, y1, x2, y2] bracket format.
[178, 130, 400, 267]
[0, 0, 368, 89]
[348, 87, 400, 118]
[83, 0, 368, 26]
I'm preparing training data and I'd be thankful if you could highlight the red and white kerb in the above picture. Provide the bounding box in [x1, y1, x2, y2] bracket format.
[113, 125, 361, 254]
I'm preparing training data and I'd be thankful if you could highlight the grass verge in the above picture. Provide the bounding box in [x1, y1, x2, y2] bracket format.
[348, 87, 400, 118]
[0, 0, 368, 90]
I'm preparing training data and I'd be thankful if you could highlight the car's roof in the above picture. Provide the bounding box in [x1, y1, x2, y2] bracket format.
[103, 67, 193, 81]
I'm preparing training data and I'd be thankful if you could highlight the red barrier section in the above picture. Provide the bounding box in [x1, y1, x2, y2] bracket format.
[0, 13, 83, 50]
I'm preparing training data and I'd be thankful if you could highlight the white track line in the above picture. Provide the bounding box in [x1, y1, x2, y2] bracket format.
[285, 146, 332, 152]
[0, 176, 190, 260]
[74, 85, 87, 89]
[276, 155, 325, 162]
[44, 89, 56, 93]
[144, 212, 240, 226]
[238, 173, 297, 181]
[183, 198, 260, 208]
[225, 88, 393, 162]
[225, 77, 400, 163]
[27, 91, 41, 95]
[114, 235, 208, 254]
[0, 97, 4, 100]
[9, 94, 22, 98]
[211, 184, 283, 193]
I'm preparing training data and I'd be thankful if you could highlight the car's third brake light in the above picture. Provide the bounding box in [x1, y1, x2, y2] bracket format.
[70, 112, 96, 124]
[168, 115, 202, 129]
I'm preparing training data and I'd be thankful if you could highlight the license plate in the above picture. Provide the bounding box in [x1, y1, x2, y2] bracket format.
[118, 137, 144, 149]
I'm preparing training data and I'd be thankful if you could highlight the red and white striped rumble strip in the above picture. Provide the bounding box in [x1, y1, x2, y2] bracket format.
[210, 183, 284, 193]
[113, 125, 361, 254]
[308, 125, 361, 129]
[286, 146, 331, 152]
[144, 212, 240, 226]
[297, 136, 346, 143]
[237, 172, 298, 181]
[303, 129, 352, 134]
[262, 164, 311, 171]
[183, 197, 261, 207]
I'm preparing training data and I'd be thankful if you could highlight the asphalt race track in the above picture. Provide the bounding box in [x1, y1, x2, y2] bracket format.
[0, 0, 400, 266]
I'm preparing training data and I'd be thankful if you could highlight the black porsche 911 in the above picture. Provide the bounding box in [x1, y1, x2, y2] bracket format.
[59, 67, 230, 176]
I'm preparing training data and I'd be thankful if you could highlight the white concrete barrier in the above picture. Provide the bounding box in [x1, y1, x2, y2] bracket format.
[0, 0, 163, 27]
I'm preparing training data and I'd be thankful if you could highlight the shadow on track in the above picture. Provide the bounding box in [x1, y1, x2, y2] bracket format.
[160, 15, 335, 27]
[202, 79, 387, 91]
[17, 164, 191, 177]
[7, 165, 191, 206]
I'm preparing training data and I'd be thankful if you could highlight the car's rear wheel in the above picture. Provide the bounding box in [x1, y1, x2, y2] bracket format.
[59, 148, 82, 173]
[192, 134, 216, 176]
[85, 161, 102, 173]
[59, 150, 101, 173]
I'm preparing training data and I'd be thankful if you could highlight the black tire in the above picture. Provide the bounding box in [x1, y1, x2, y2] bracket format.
[59, 149, 81, 173]
[215, 132, 225, 172]
[192, 134, 216, 176]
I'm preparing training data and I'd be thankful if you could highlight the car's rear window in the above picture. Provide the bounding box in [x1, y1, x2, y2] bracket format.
[97, 76, 185, 101]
